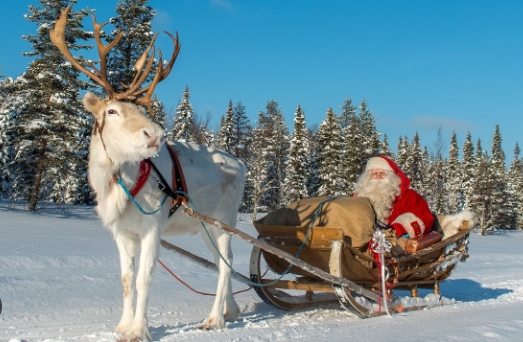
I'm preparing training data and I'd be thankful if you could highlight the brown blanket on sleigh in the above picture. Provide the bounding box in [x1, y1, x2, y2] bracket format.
[255, 196, 378, 280]
[258, 196, 376, 248]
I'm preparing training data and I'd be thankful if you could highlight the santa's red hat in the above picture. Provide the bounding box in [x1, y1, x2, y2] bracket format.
[364, 156, 411, 194]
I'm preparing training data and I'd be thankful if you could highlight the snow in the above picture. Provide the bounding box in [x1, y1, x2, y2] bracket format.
[1, 201, 523, 342]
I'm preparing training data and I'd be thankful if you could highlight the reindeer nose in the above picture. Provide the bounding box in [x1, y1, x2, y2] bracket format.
[143, 129, 153, 139]
[143, 129, 158, 144]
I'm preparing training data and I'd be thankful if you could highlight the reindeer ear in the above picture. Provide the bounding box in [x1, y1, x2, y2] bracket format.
[83, 92, 105, 119]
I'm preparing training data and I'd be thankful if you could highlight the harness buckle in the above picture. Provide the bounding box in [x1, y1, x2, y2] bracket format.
[157, 181, 167, 192]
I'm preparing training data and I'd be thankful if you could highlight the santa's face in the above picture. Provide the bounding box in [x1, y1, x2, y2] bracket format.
[354, 169, 401, 223]
[370, 169, 387, 180]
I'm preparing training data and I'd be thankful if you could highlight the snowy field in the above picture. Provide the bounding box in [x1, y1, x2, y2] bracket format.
[1, 201, 523, 342]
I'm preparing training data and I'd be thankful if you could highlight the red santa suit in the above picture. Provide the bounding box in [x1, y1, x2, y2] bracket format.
[356, 156, 434, 238]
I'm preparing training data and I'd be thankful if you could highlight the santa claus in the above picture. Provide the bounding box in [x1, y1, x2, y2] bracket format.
[353, 156, 434, 238]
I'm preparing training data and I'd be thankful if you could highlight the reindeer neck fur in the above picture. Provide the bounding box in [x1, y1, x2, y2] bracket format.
[88, 133, 127, 225]
[88, 128, 153, 226]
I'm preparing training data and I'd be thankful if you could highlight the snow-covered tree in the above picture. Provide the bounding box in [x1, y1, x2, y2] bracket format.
[231, 101, 250, 160]
[380, 133, 394, 159]
[359, 99, 380, 162]
[170, 85, 195, 142]
[244, 111, 272, 217]
[259, 100, 289, 211]
[0, 77, 19, 198]
[105, 0, 156, 93]
[316, 107, 344, 196]
[406, 132, 423, 191]
[446, 132, 463, 212]
[339, 98, 361, 192]
[507, 143, 523, 229]
[283, 105, 310, 204]
[150, 95, 167, 130]
[8, 1, 92, 209]
[461, 132, 475, 208]
[215, 100, 235, 154]
[396, 136, 409, 171]
[468, 139, 496, 234]
[425, 128, 448, 214]
[198, 124, 214, 147]
[306, 125, 321, 197]
[488, 125, 513, 229]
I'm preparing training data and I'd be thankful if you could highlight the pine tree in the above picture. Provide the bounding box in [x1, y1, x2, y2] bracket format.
[231, 101, 249, 159]
[380, 133, 394, 159]
[170, 85, 195, 142]
[8, 1, 92, 209]
[489, 125, 513, 229]
[150, 95, 167, 130]
[105, 0, 157, 94]
[239, 125, 255, 213]
[245, 111, 272, 217]
[0, 77, 19, 198]
[396, 135, 409, 171]
[339, 98, 361, 192]
[468, 139, 496, 234]
[507, 144, 523, 229]
[359, 99, 380, 163]
[215, 100, 235, 154]
[446, 132, 463, 212]
[198, 124, 214, 147]
[462, 132, 475, 208]
[260, 100, 289, 211]
[406, 132, 423, 191]
[419, 146, 431, 198]
[426, 128, 448, 214]
[191, 110, 213, 146]
[283, 105, 310, 204]
[307, 125, 321, 197]
[317, 108, 344, 196]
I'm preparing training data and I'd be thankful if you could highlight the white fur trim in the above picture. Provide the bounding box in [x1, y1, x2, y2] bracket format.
[392, 213, 426, 238]
[366, 157, 393, 171]
[439, 210, 477, 239]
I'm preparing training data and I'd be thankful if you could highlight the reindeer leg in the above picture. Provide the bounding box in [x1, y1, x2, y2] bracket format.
[127, 230, 159, 341]
[200, 229, 239, 330]
[114, 230, 139, 335]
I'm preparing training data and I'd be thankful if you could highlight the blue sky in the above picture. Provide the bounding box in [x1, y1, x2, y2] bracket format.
[2, 0, 523, 160]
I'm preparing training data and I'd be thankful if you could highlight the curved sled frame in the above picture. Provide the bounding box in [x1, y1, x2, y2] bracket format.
[250, 221, 472, 316]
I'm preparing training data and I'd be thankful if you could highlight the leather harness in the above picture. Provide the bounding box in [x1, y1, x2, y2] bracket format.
[125, 143, 189, 217]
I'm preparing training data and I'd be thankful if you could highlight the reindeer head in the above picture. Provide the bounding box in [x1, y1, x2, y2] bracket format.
[50, 5, 180, 164]
[83, 92, 165, 163]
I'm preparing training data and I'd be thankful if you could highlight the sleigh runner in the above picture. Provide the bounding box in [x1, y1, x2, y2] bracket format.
[171, 196, 474, 318]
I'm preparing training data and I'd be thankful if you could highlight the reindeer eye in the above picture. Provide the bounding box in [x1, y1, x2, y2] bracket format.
[107, 109, 118, 115]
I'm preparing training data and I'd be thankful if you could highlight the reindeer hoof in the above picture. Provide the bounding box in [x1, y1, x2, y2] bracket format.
[198, 317, 225, 330]
[224, 308, 241, 322]
[117, 337, 141, 342]
[117, 325, 152, 342]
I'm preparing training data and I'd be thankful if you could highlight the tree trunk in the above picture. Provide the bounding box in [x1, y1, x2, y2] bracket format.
[28, 140, 47, 211]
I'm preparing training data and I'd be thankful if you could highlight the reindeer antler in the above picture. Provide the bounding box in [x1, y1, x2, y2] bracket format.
[49, 5, 180, 115]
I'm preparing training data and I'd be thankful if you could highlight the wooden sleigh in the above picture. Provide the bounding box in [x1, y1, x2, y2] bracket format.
[250, 213, 472, 317]
[162, 198, 473, 318]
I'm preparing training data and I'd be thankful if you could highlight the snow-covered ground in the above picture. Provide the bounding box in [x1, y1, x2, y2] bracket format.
[1, 201, 522, 342]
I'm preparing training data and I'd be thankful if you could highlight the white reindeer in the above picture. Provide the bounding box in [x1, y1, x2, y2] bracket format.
[51, 6, 246, 341]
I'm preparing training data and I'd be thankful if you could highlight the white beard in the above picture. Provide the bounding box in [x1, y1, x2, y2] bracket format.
[353, 172, 401, 224]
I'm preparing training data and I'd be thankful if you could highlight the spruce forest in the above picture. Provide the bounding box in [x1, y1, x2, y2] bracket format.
[1, 0, 522, 235]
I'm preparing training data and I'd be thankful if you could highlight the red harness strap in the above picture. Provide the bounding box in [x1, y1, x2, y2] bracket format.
[129, 159, 152, 198]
